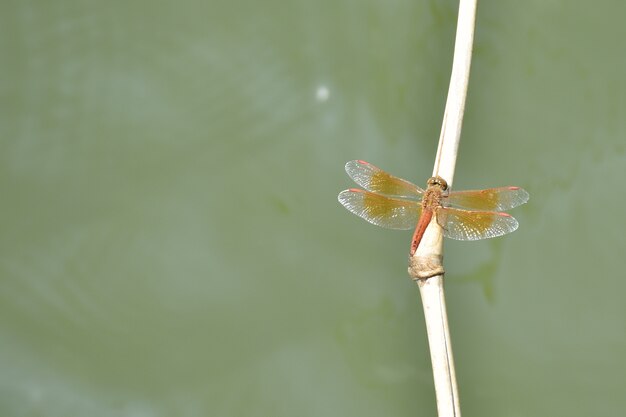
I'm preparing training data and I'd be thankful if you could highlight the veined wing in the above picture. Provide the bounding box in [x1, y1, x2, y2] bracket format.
[345, 160, 424, 199]
[436, 207, 519, 241]
[444, 187, 529, 211]
[338, 188, 421, 230]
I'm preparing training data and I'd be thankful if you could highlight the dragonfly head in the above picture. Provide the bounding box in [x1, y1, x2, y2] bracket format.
[427, 176, 448, 191]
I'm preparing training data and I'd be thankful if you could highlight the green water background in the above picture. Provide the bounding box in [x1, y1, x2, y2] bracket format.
[2, 1, 626, 416]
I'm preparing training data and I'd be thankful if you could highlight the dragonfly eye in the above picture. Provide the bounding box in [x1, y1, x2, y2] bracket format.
[427, 176, 448, 191]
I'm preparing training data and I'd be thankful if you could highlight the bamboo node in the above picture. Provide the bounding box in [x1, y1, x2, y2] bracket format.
[408, 254, 445, 280]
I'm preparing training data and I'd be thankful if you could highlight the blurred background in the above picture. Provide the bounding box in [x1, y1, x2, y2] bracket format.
[2, 0, 625, 416]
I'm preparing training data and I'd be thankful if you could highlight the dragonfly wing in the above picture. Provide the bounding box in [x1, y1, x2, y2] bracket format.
[345, 160, 424, 199]
[444, 187, 529, 211]
[436, 207, 519, 241]
[338, 188, 421, 230]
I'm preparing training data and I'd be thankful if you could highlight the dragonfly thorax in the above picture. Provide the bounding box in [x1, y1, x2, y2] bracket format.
[421, 176, 447, 210]
[422, 187, 444, 211]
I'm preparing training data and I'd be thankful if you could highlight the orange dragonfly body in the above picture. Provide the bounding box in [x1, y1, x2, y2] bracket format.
[338, 160, 529, 255]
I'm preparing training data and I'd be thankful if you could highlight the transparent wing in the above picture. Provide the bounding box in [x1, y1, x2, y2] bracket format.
[338, 188, 421, 230]
[345, 160, 424, 199]
[436, 207, 519, 241]
[444, 186, 529, 211]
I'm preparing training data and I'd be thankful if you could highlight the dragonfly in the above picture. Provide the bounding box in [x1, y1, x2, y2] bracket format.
[338, 160, 529, 256]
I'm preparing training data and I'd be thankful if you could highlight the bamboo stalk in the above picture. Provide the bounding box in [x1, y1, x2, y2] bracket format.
[432, 0, 477, 187]
[410, 1, 477, 416]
